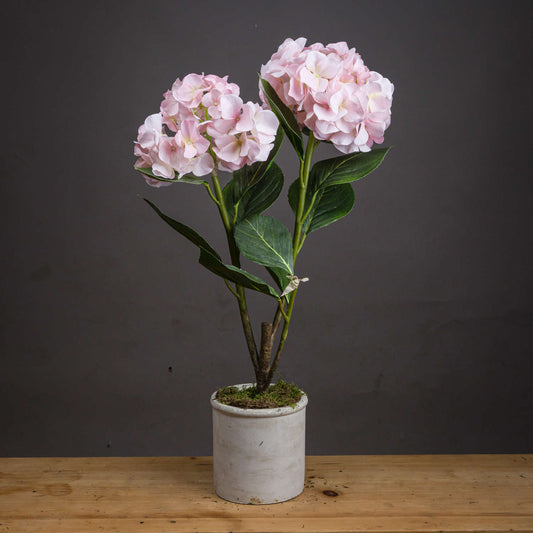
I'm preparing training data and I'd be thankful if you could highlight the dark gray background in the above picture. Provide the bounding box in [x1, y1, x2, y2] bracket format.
[1, 0, 532, 457]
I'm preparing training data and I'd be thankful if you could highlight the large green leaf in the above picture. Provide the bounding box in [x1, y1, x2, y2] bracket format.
[260, 78, 304, 161]
[234, 215, 294, 274]
[308, 147, 390, 193]
[135, 166, 208, 186]
[287, 177, 302, 215]
[143, 199, 279, 299]
[143, 198, 220, 258]
[224, 163, 284, 224]
[198, 249, 279, 299]
[288, 180, 355, 235]
[305, 183, 355, 234]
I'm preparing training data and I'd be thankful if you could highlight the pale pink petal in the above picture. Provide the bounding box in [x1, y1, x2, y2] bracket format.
[316, 53, 341, 79]
[313, 101, 338, 121]
[183, 143, 197, 159]
[326, 41, 349, 56]
[152, 160, 175, 180]
[235, 103, 255, 132]
[254, 142, 273, 162]
[192, 153, 214, 176]
[253, 109, 278, 142]
[207, 119, 235, 136]
[299, 66, 321, 92]
[215, 135, 242, 163]
[144, 176, 172, 188]
[288, 74, 306, 102]
[220, 94, 243, 119]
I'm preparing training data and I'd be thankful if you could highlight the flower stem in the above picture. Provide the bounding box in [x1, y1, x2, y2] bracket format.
[293, 132, 319, 261]
[210, 167, 259, 373]
[267, 285, 298, 383]
[223, 278, 239, 299]
[268, 133, 319, 382]
[203, 182, 220, 206]
[211, 168, 238, 263]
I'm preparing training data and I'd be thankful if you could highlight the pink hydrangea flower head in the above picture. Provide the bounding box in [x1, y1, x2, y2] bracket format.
[135, 74, 279, 187]
[260, 37, 393, 153]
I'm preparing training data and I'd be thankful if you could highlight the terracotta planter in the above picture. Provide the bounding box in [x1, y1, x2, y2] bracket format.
[210, 384, 308, 504]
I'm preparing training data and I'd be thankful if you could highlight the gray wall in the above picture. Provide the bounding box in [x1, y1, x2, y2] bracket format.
[1, 0, 532, 456]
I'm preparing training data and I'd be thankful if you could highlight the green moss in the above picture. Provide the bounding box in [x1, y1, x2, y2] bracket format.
[215, 379, 304, 409]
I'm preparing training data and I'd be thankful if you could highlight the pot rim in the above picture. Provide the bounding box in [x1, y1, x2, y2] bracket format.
[210, 383, 308, 418]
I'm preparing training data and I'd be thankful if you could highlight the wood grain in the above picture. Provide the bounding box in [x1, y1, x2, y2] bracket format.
[0, 455, 532, 532]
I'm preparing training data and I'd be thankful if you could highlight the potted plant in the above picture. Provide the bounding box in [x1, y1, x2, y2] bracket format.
[133, 37, 393, 504]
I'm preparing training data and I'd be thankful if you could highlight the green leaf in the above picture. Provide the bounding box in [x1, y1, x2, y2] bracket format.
[198, 249, 280, 299]
[237, 163, 284, 221]
[224, 163, 284, 224]
[135, 166, 208, 186]
[287, 177, 301, 215]
[234, 215, 294, 274]
[178, 174, 210, 185]
[305, 183, 355, 234]
[143, 198, 220, 258]
[260, 77, 304, 161]
[308, 147, 390, 193]
[288, 180, 355, 235]
[143, 198, 280, 299]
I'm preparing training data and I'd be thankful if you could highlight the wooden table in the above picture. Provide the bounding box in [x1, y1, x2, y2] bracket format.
[1, 455, 532, 532]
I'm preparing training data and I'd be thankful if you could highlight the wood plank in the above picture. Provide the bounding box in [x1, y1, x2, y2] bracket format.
[2, 517, 533, 533]
[0, 455, 532, 532]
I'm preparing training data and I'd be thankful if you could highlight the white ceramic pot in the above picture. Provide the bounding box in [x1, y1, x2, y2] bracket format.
[210, 383, 308, 504]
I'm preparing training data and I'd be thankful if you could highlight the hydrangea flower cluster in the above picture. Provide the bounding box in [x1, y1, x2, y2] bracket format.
[134, 74, 279, 187]
[260, 37, 393, 153]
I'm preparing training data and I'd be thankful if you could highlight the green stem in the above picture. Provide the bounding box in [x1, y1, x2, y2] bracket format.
[203, 182, 220, 205]
[268, 133, 319, 382]
[232, 202, 240, 226]
[300, 190, 319, 226]
[211, 167, 239, 264]
[292, 132, 319, 263]
[296, 233, 307, 255]
[267, 287, 298, 383]
[278, 299, 289, 322]
[223, 278, 239, 299]
[270, 298, 285, 340]
[210, 167, 259, 373]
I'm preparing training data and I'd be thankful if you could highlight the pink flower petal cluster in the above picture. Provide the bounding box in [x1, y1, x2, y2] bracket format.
[134, 74, 278, 187]
[260, 38, 393, 153]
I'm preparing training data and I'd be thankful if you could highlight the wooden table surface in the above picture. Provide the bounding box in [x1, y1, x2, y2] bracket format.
[0, 455, 532, 532]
